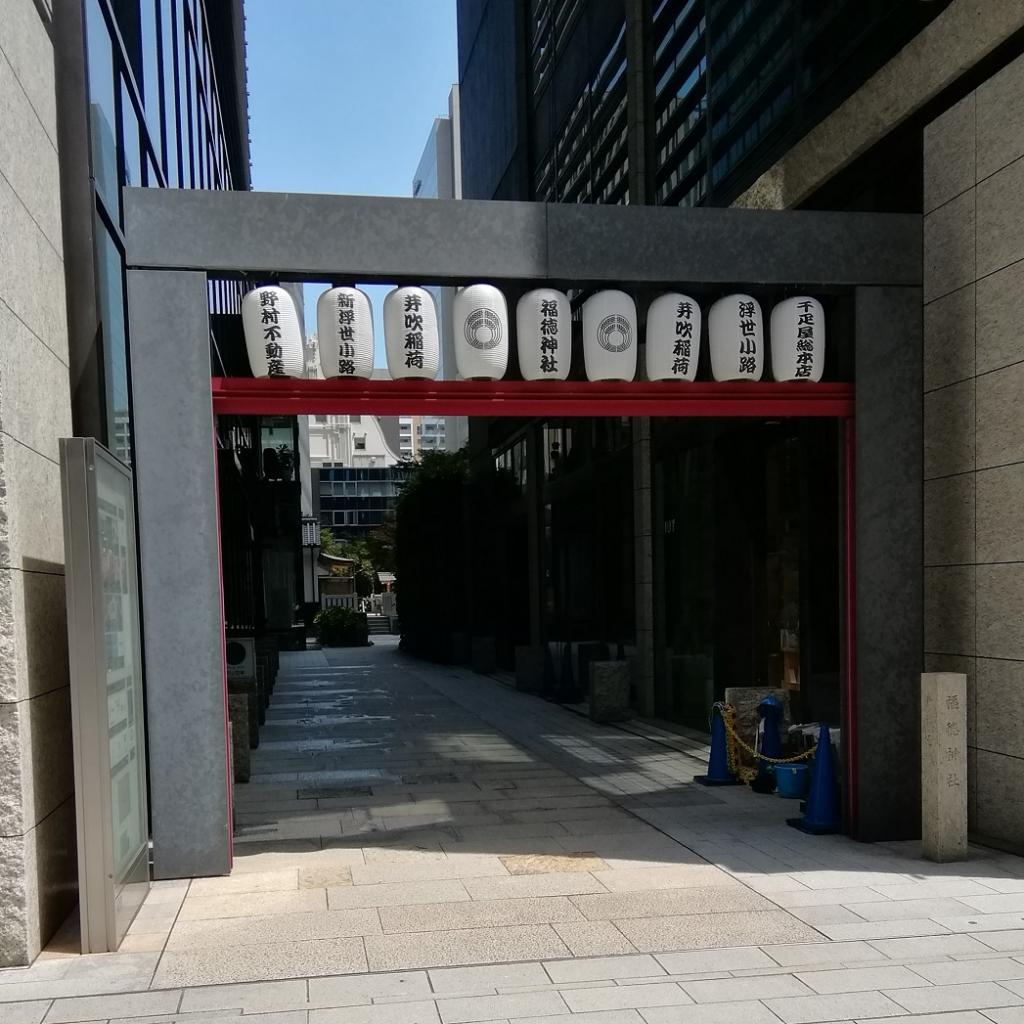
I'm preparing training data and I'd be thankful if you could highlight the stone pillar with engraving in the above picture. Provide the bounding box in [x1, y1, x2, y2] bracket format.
[921, 672, 968, 862]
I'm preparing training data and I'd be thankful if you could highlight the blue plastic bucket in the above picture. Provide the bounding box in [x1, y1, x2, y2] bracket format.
[774, 763, 809, 799]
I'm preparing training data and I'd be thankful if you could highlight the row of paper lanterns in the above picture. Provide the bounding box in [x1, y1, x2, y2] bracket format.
[241, 285, 825, 383]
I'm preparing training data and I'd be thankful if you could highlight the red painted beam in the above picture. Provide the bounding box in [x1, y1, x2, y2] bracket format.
[211, 377, 855, 418]
[843, 416, 859, 837]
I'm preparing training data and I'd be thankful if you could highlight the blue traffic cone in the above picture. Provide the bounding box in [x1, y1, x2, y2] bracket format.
[751, 695, 783, 794]
[788, 723, 840, 834]
[696, 705, 740, 786]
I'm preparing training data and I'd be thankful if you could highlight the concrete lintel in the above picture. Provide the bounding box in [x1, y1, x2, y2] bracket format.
[123, 187, 921, 288]
[545, 203, 921, 288]
[124, 189, 548, 282]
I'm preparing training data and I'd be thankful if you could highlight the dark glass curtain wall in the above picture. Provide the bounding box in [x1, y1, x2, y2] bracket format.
[651, 417, 842, 730]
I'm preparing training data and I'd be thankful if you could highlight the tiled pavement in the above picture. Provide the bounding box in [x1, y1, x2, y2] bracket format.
[7, 641, 1024, 1022]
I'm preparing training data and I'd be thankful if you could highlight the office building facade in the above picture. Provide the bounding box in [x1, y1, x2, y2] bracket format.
[315, 465, 412, 539]
[458, 0, 954, 207]
[412, 85, 469, 451]
[309, 414, 400, 470]
[457, 0, 1024, 851]
[310, 411, 405, 543]
[0, 0, 248, 966]
[398, 415, 448, 458]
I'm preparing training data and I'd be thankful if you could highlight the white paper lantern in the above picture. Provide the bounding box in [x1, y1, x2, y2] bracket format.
[242, 286, 305, 377]
[516, 288, 570, 381]
[316, 287, 374, 379]
[708, 293, 764, 382]
[645, 293, 701, 381]
[454, 284, 509, 380]
[582, 290, 637, 381]
[384, 286, 439, 380]
[771, 296, 825, 382]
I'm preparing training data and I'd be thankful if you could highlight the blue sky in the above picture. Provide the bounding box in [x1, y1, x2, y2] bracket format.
[244, 0, 458, 364]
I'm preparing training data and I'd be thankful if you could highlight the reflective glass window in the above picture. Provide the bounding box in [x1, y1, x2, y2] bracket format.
[160, 0, 179, 184]
[140, 0, 163, 165]
[95, 221, 132, 465]
[85, 0, 119, 213]
[176, 0, 191, 186]
[120, 78, 143, 188]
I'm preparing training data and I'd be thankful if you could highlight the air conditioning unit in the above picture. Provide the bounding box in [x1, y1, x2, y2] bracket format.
[225, 637, 255, 680]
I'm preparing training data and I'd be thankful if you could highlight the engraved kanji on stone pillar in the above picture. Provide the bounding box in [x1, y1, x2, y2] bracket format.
[921, 672, 968, 862]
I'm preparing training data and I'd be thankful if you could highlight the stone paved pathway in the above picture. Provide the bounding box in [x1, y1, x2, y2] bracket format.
[6, 639, 1024, 1022]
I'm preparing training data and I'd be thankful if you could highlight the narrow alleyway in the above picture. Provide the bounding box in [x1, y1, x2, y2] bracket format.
[7, 640, 1024, 1022]
[153, 639, 821, 987]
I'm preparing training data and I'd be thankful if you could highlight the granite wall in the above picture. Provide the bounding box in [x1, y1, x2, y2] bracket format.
[923, 50, 1024, 849]
[0, 0, 78, 966]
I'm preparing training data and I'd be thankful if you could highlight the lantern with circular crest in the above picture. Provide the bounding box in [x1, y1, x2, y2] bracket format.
[582, 290, 637, 381]
[454, 284, 509, 380]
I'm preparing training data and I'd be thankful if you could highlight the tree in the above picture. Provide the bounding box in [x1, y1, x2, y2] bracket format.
[319, 529, 375, 596]
[335, 536, 376, 597]
[366, 515, 397, 575]
[394, 449, 471, 660]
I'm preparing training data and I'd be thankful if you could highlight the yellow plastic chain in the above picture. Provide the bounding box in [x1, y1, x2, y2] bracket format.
[715, 703, 818, 777]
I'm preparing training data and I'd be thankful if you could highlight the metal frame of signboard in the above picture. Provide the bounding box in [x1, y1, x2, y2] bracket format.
[61, 438, 150, 953]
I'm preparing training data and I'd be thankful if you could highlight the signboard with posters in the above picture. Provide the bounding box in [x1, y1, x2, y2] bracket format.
[61, 438, 149, 952]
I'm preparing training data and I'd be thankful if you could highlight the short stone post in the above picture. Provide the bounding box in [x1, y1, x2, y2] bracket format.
[256, 661, 269, 721]
[589, 661, 631, 723]
[575, 642, 609, 703]
[227, 677, 259, 749]
[514, 645, 545, 694]
[451, 632, 471, 665]
[471, 636, 496, 675]
[227, 693, 251, 783]
[255, 636, 279, 686]
[921, 672, 968, 862]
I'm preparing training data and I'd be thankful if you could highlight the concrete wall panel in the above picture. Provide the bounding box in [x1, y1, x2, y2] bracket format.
[0, 173, 68, 361]
[923, 92, 975, 215]
[923, 190, 975, 304]
[0, 0, 74, 966]
[922, 283, 974, 392]
[0, 43, 62, 251]
[976, 262, 1024, 375]
[924, 380, 975, 480]
[977, 158, 1024, 279]
[977, 53, 1024, 181]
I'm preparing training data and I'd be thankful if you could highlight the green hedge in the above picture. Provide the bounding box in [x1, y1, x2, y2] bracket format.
[314, 607, 369, 647]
